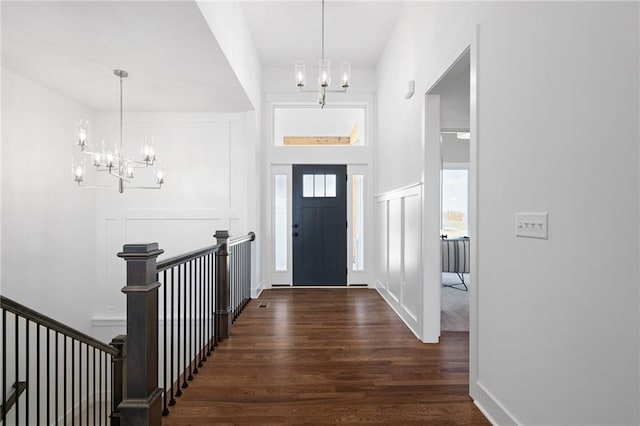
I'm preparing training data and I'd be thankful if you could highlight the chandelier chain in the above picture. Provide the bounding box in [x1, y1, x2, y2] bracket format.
[321, 0, 325, 60]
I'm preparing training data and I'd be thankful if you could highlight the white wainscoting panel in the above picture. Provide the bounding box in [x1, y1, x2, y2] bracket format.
[375, 183, 423, 337]
[403, 193, 422, 322]
[376, 200, 388, 290]
[387, 198, 402, 303]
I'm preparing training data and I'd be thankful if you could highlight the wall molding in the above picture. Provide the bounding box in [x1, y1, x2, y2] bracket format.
[375, 181, 422, 201]
[472, 381, 519, 426]
[374, 183, 423, 338]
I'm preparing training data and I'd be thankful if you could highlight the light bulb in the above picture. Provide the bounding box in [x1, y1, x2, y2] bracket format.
[106, 151, 114, 168]
[142, 136, 156, 164]
[76, 119, 89, 148]
[340, 63, 351, 88]
[93, 152, 101, 167]
[126, 164, 134, 178]
[319, 59, 331, 88]
[72, 158, 85, 183]
[294, 60, 306, 87]
[156, 169, 164, 184]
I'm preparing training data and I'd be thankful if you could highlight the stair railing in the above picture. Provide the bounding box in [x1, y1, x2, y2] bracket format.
[116, 230, 255, 423]
[0, 295, 123, 425]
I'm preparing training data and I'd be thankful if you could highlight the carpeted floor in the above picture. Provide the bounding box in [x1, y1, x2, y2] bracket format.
[441, 273, 469, 331]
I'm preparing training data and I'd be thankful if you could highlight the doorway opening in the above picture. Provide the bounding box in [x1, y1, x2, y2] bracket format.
[423, 47, 472, 342]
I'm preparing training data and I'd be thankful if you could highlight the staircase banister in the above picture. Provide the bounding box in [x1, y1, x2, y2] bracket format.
[156, 244, 221, 273]
[228, 231, 256, 247]
[0, 295, 118, 356]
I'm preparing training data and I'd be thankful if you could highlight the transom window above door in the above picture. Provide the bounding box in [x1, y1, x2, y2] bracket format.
[303, 174, 337, 198]
[273, 106, 366, 146]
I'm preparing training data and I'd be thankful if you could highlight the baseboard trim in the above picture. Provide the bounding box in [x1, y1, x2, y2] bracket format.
[252, 281, 264, 298]
[471, 380, 519, 425]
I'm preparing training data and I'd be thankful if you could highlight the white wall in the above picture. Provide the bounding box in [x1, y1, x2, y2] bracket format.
[1, 68, 97, 334]
[434, 64, 470, 131]
[90, 112, 254, 331]
[197, 1, 262, 111]
[442, 134, 470, 163]
[377, 2, 639, 425]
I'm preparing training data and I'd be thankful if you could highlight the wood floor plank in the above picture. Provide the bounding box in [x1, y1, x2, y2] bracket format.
[162, 289, 489, 425]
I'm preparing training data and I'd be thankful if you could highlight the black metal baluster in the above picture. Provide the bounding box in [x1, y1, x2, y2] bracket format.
[229, 250, 236, 324]
[72, 339, 75, 425]
[15, 314, 19, 424]
[203, 255, 208, 362]
[210, 253, 214, 351]
[79, 342, 82, 426]
[236, 247, 240, 316]
[241, 243, 245, 310]
[236, 245, 240, 314]
[182, 261, 188, 389]
[55, 332, 59, 425]
[104, 353, 107, 424]
[163, 269, 169, 416]
[176, 264, 183, 396]
[211, 253, 217, 348]
[86, 344, 89, 426]
[64, 335, 67, 425]
[205, 253, 211, 355]
[188, 260, 194, 380]
[200, 255, 205, 365]
[214, 251, 219, 346]
[245, 242, 249, 309]
[245, 242, 248, 307]
[47, 328, 50, 424]
[93, 347, 96, 425]
[234, 250, 236, 324]
[198, 256, 203, 367]
[170, 267, 176, 405]
[37, 324, 40, 425]
[98, 350, 102, 426]
[193, 258, 199, 375]
[237, 245, 241, 314]
[2, 310, 6, 424]
[25, 318, 30, 425]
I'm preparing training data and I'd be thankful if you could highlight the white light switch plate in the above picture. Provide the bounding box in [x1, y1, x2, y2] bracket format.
[515, 212, 548, 239]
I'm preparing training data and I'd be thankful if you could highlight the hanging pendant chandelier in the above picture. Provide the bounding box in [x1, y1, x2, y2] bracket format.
[72, 69, 164, 193]
[294, 0, 350, 107]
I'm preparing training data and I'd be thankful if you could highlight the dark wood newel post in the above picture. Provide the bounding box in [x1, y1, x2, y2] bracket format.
[117, 243, 164, 426]
[110, 335, 127, 426]
[214, 230, 232, 340]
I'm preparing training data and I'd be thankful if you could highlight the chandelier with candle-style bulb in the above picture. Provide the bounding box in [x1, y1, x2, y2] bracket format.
[72, 69, 165, 193]
[294, 0, 350, 107]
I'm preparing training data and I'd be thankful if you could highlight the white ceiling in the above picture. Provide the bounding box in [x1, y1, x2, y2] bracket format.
[1, 1, 405, 112]
[1, 1, 252, 112]
[240, 1, 404, 68]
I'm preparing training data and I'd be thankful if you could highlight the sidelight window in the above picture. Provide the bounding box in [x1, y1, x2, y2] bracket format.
[275, 174, 287, 271]
[352, 175, 364, 271]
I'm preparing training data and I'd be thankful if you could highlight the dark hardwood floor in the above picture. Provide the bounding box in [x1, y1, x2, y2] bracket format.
[163, 288, 489, 425]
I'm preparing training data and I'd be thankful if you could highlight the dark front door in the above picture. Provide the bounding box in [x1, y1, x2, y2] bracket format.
[292, 164, 347, 286]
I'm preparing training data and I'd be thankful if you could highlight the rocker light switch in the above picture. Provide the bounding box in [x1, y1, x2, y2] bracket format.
[515, 212, 548, 239]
